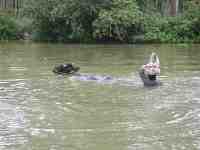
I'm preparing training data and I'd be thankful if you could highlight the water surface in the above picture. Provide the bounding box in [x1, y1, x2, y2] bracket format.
[0, 42, 200, 150]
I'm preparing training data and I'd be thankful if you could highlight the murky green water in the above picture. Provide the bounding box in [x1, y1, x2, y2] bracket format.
[0, 42, 200, 150]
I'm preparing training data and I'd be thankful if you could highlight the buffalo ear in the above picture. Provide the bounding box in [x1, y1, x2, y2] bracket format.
[76, 67, 80, 71]
[72, 67, 80, 73]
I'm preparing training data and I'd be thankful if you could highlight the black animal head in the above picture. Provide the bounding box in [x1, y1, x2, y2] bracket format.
[53, 63, 80, 74]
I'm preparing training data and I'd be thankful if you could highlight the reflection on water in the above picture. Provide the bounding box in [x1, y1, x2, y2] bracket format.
[0, 42, 200, 150]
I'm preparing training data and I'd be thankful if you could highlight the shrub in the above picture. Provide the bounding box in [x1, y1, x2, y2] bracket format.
[22, 0, 112, 42]
[143, 13, 199, 43]
[93, 0, 143, 42]
[184, 1, 200, 42]
[0, 16, 19, 40]
[142, 1, 200, 43]
[21, 0, 200, 43]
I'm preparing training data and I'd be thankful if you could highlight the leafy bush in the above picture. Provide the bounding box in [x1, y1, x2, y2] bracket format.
[22, 0, 71, 42]
[0, 16, 19, 40]
[22, 0, 111, 42]
[143, 12, 200, 43]
[184, 1, 200, 42]
[93, 0, 143, 42]
[141, 0, 200, 43]
[21, 0, 200, 43]
[22, 0, 143, 42]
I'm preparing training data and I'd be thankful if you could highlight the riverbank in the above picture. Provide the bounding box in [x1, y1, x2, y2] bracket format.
[1, 16, 200, 44]
[1, 1, 199, 44]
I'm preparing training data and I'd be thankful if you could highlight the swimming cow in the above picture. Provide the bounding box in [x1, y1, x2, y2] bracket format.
[139, 52, 161, 86]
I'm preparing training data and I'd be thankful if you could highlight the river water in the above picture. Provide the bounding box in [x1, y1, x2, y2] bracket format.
[0, 42, 200, 150]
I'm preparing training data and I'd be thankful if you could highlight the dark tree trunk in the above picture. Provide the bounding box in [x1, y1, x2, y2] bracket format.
[169, 0, 179, 16]
[5, 0, 7, 9]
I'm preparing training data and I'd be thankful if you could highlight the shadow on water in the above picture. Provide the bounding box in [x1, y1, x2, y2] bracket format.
[0, 42, 200, 150]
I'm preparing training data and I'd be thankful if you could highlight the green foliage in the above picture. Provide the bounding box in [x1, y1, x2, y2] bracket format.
[21, 0, 200, 43]
[22, 0, 72, 41]
[0, 16, 19, 40]
[137, 0, 200, 43]
[22, 0, 143, 42]
[14, 17, 33, 39]
[93, 0, 143, 42]
[184, 1, 200, 42]
[0, 14, 33, 41]
[143, 3, 200, 43]
[22, 0, 111, 42]
[136, 0, 163, 12]
[143, 15, 182, 43]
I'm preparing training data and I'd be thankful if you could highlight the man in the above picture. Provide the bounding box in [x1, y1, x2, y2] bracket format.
[139, 53, 161, 86]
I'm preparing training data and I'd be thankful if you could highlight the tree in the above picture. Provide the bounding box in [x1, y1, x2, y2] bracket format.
[165, 0, 179, 16]
[22, 0, 111, 42]
[93, 0, 142, 42]
[136, 0, 183, 16]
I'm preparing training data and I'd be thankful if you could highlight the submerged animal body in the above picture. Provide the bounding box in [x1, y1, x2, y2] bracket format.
[139, 53, 161, 86]
[72, 74, 113, 82]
